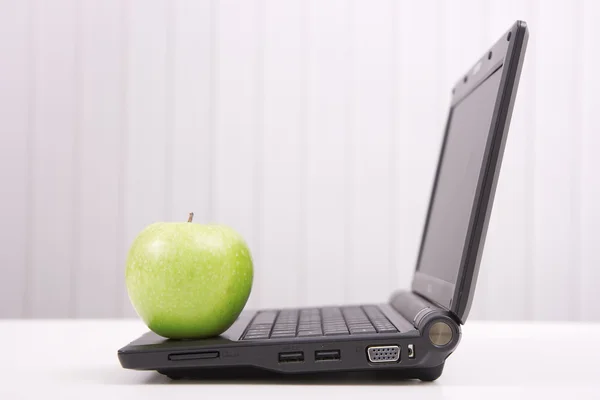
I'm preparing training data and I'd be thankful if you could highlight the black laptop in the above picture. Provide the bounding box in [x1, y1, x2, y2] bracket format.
[118, 21, 529, 382]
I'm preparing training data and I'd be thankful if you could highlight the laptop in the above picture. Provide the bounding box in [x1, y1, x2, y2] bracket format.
[118, 21, 529, 382]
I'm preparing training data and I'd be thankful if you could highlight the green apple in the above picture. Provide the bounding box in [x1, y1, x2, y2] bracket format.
[125, 213, 253, 339]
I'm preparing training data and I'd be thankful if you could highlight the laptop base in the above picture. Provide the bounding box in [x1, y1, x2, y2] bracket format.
[119, 300, 460, 381]
[157, 362, 445, 382]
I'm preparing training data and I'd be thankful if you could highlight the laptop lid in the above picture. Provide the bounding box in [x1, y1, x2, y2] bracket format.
[411, 21, 529, 324]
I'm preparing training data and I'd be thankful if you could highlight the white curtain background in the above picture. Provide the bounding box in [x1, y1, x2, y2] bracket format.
[0, 0, 598, 320]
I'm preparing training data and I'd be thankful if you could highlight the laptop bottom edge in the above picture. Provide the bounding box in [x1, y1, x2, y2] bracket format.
[155, 363, 446, 383]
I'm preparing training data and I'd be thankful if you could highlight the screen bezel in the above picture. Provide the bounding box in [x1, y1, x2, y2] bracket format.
[411, 21, 529, 323]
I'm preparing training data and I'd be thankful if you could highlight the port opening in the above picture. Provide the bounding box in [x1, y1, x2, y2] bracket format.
[315, 350, 341, 362]
[367, 345, 400, 363]
[168, 351, 220, 361]
[408, 344, 415, 359]
[278, 351, 304, 363]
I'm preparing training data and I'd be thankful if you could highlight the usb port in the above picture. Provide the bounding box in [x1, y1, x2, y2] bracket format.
[278, 351, 304, 363]
[315, 350, 341, 362]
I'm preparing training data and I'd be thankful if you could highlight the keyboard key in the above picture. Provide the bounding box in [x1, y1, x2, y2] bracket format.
[270, 332, 296, 338]
[245, 329, 269, 334]
[350, 327, 377, 334]
[376, 327, 399, 333]
[243, 333, 269, 339]
[325, 325, 346, 330]
[298, 324, 321, 329]
[349, 323, 374, 328]
[324, 327, 349, 333]
[271, 328, 294, 333]
[252, 323, 274, 330]
[298, 330, 323, 337]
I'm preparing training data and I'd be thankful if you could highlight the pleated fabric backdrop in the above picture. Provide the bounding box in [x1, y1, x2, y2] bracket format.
[1, 0, 598, 320]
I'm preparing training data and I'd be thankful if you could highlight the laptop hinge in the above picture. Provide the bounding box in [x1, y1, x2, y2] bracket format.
[389, 290, 449, 329]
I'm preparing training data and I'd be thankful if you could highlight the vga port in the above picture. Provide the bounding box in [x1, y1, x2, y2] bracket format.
[367, 345, 400, 363]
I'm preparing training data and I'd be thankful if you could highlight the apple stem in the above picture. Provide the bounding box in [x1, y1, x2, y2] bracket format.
[187, 212, 194, 223]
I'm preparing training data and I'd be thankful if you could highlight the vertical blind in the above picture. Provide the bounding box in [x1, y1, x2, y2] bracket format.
[0, 0, 598, 320]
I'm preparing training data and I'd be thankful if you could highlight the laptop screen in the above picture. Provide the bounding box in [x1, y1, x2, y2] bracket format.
[416, 66, 503, 286]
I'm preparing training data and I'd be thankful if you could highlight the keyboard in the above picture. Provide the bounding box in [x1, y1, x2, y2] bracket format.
[241, 305, 398, 340]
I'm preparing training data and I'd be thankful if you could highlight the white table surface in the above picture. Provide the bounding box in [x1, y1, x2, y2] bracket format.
[1, 320, 599, 399]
